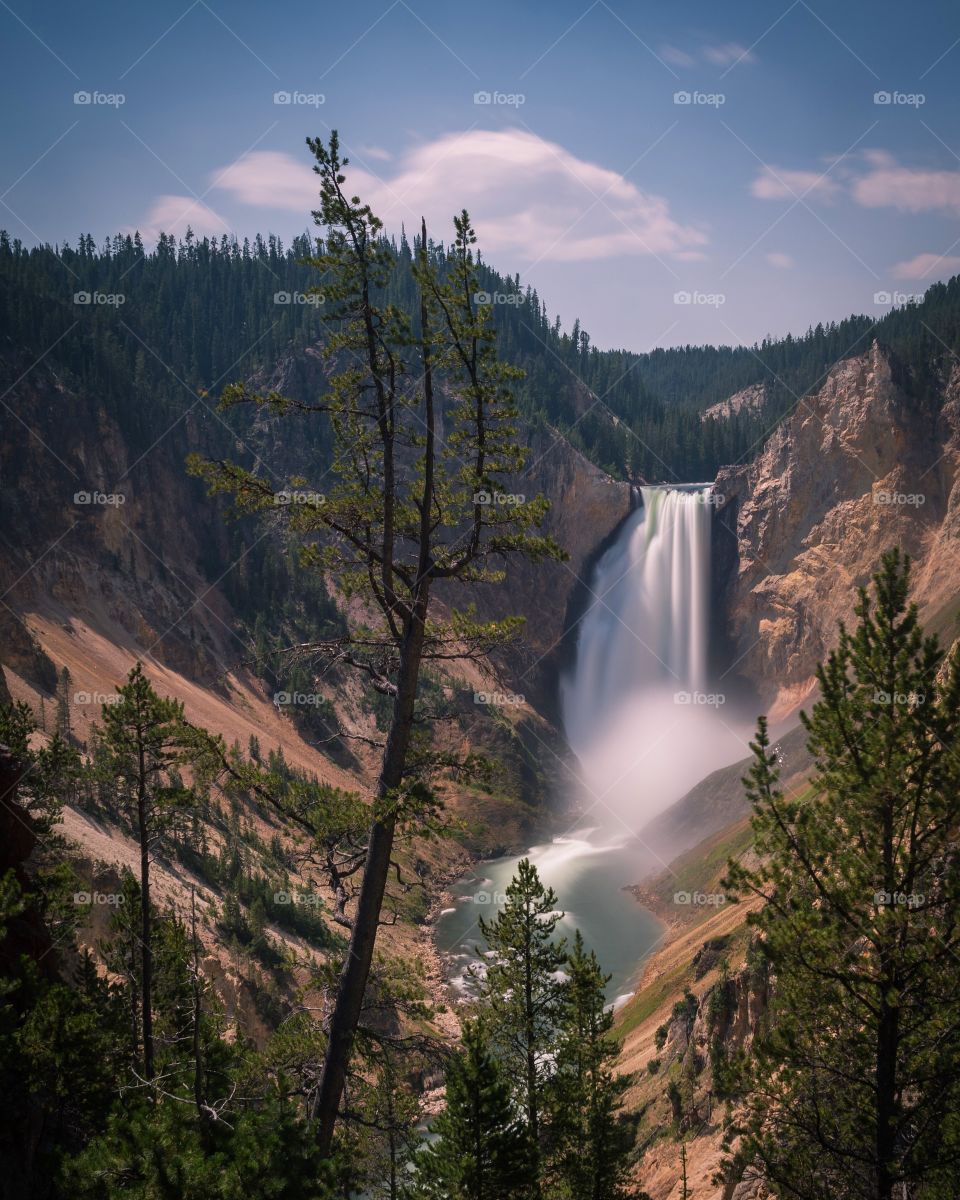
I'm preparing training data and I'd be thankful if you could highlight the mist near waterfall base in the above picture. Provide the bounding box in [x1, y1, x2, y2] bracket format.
[561, 486, 752, 834]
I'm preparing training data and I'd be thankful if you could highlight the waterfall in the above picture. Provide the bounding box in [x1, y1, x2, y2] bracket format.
[561, 485, 736, 827]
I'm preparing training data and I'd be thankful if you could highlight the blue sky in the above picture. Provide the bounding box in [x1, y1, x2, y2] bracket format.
[2, 0, 960, 350]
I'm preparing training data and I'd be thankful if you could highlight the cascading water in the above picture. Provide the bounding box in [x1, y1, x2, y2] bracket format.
[437, 484, 746, 1006]
[561, 485, 739, 827]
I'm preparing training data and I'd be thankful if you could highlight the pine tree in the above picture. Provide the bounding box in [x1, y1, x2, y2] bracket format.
[190, 133, 564, 1155]
[96, 662, 198, 1081]
[55, 666, 72, 741]
[411, 1021, 534, 1200]
[545, 931, 633, 1199]
[475, 858, 565, 1184]
[725, 551, 960, 1200]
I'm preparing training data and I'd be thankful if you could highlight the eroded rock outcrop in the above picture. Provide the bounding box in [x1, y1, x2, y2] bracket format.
[715, 342, 960, 717]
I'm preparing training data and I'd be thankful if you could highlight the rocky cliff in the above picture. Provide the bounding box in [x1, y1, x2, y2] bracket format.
[714, 341, 960, 718]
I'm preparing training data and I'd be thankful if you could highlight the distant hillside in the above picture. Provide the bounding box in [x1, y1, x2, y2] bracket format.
[4, 229, 959, 485]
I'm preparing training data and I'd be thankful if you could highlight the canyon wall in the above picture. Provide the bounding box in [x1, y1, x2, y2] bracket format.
[714, 341, 960, 718]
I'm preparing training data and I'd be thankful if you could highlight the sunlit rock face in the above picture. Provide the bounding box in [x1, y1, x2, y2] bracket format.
[714, 341, 960, 720]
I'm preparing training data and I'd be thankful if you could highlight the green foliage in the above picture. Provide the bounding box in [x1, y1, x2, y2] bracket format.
[411, 1021, 534, 1200]
[424, 862, 636, 1199]
[723, 551, 960, 1199]
[544, 931, 634, 1199]
[63, 1090, 337, 1200]
[4, 226, 959, 489]
[0, 872, 127, 1197]
[474, 857, 565, 1155]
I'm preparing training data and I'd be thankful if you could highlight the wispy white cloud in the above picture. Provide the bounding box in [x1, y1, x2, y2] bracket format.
[661, 44, 696, 68]
[126, 193, 230, 241]
[702, 41, 755, 66]
[765, 251, 795, 268]
[749, 150, 960, 216]
[661, 40, 756, 68]
[211, 129, 708, 264]
[892, 251, 960, 280]
[852, 158, 960, 215]
[750, 166, 840, 201]
[356, 144, 393, 162]
[211, 150, 315, 211]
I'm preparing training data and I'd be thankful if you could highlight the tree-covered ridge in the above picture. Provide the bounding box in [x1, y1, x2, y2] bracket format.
[3, 227, 959, 481]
